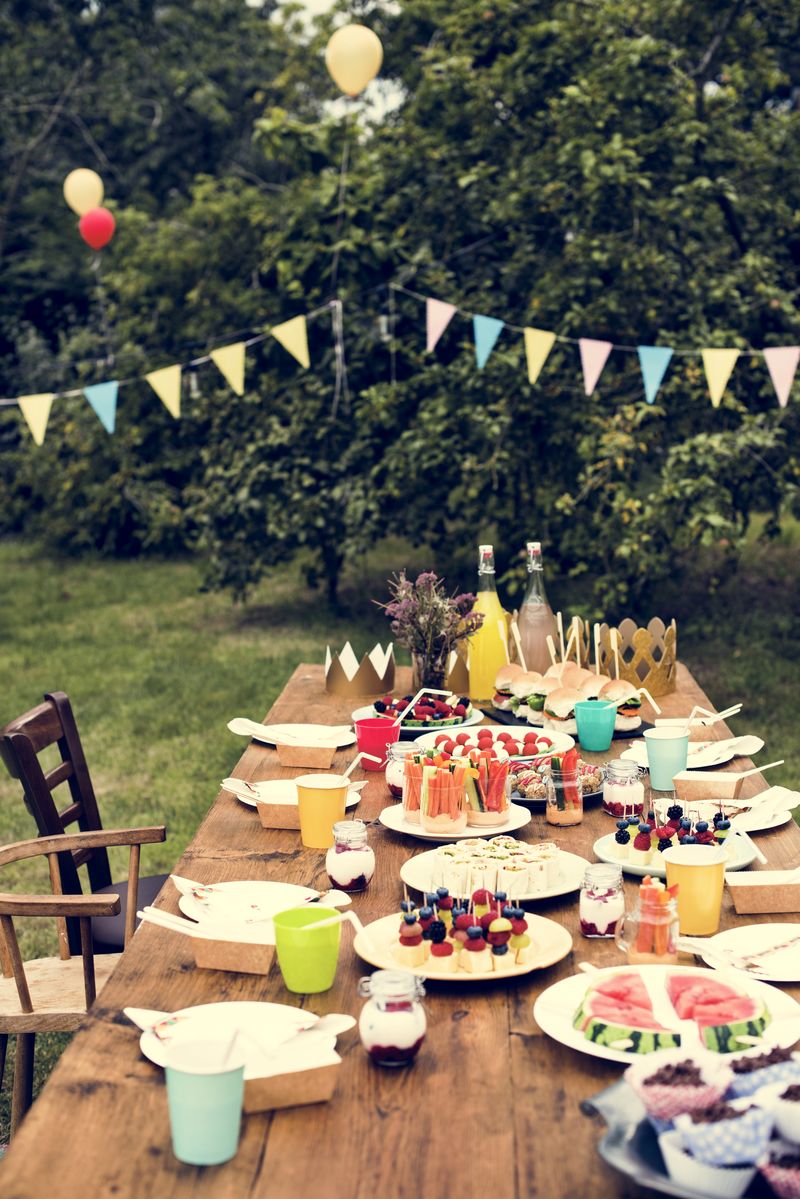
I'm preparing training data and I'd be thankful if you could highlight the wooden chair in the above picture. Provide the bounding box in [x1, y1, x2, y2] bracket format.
[0, 825, 166, 1134]
[0, 692, 169, 953]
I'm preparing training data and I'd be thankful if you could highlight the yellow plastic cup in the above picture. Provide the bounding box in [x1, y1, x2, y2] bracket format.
[661, 844, 726, 935]
[294, 773, 348, 849]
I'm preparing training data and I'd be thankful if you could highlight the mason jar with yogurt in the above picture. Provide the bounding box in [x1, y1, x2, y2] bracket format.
[579, 864, 625, 938]
[358, 970, 426, 1067]
[385, 742, 419, 799]
[602, 759, 645, 820]
[325, 819, 375, 892]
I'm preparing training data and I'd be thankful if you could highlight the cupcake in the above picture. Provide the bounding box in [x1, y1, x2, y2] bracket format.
[626, 1050, 732, 1132]
[659, 1130, 756, 1199]
[759, 1142, 800, 1199]
[759, 1082, 800, 1144]
[675, 1101, 774, 1167]
[728, 1046, 800, 1099]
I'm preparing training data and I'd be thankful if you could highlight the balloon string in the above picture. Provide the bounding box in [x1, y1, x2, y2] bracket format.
[331, 298, 349, 418]
[330, 109, 352, 292]
[90, 254, 116, 371]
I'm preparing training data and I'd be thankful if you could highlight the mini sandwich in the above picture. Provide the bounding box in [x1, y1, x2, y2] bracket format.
[579, 673, 612, 700]
[492, 664, 526, 710]
[509, 673, 550, 725]
[545, 661, 594, 689]
[542, 686, 582, 736]
[599, 678, 643, 732]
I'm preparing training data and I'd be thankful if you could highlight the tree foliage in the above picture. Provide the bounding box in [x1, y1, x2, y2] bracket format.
[1, 0, 799, 609]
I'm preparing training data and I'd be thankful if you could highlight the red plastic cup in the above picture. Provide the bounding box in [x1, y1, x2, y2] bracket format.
[354, 717, 401, 770]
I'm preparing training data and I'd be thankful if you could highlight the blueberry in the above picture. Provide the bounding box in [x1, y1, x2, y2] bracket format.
[494, 891, 507, 903]
[436, 886, 449, 899]
[419, 906, 433, 920]
[680, 818, 692, 830]
[400, 900, 416, 913]
[696, 821, 709, 833]
[466, 927, 483, 940]
[492, 943, 509, 956]
[616, 820, 628, 830]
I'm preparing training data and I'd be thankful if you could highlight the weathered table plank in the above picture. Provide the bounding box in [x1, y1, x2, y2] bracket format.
[2, 663, 798, 1199]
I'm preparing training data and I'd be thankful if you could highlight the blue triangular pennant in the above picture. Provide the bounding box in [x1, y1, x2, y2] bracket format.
[637, 346, 673, 405]
[83, 380, 118, 434]
[473, 315, 505, 370]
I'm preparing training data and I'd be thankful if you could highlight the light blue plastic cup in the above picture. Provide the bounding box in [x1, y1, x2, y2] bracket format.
[643, 727, 689, 791]
[165, 1040, 246, 1166]
[574, 700, 617, 752]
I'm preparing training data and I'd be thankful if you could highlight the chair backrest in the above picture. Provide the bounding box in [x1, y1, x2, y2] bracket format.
[0, 692, 112, 897]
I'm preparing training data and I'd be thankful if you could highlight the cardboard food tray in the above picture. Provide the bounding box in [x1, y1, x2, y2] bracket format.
[275, 743, 337, 768]
[243, 1061, 340, 1113]
[256, 800, 301, 830]
[726, 870, 800, 915]
[191, 937, 275, 975]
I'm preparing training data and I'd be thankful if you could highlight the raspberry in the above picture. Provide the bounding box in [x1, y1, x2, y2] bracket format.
[453, 704, 467, 717]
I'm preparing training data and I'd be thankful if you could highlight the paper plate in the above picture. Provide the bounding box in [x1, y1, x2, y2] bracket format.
[224, 778, 361, 812]
[351, 704, 485, 741]
[177, 880, 339, 928]
[592, 831, 756, 878]
[378, 801, 532, 842]
[414, 724, 575, 759]
[731, 808, 793, 834]
[139, 1002, 335, 1079]
[227, 720, 356, 749]
[691, 922, 800, 983]
[399, 845, 589, 903]
[353, 912, 572, 982]
[533, 963, 800, 1066]
[619, 739, 748, 771]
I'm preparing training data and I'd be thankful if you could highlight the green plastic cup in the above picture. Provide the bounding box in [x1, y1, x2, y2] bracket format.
[164, 1039, 245, 1165]
[574, 700, 617, 752]
[272, 906, 342, 993]
[643, 727, 689, 790]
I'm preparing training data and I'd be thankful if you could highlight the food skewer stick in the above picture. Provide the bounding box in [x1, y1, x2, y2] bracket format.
[546, 634, 559, 668]
[497, 619, 510, 665]
[511, 620, 527, 672]
[611, 628, 620, 680]
[593, 623, 601, 676]
[571, 616, 582, 666]
[556, 610, 566, 662]
[563, 625, 577, 665]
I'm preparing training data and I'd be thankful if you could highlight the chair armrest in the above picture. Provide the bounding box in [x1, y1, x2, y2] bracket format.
[0, 825, 167, 867]
[0, 891, 121, 918]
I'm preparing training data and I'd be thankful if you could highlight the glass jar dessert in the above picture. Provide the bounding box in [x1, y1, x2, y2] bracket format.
[325, 819, 375, 892]
[602, 759, 645, 819]
[358, 969, 426, 1067]
[579, 864, 625, 938]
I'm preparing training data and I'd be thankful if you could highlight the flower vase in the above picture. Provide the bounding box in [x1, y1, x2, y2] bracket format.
[411, 654, 447, 693]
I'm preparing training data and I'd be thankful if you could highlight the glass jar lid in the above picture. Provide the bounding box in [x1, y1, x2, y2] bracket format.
[605, 759, 642, 782]
[387, 742, 420, 762]
[332, 818, 368, 847]
[581, 864, 623, 890]
[358, 969, 426, 1002]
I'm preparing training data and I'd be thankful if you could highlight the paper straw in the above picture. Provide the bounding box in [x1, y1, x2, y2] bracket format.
[735, 828, 767, 866]
[636, 687, 662, 715]
[611, 628, 620, 679]
[343, 752, 382, 779]
[497, 619, 510, 664]
[511, 620, 527, 672]
[556, 611, 566, 662]
[292, 908, 378, 952]
[392, 687, 451, 727]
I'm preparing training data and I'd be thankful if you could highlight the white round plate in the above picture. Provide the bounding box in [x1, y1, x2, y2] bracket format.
[177, 880, 335, 927]
[353, 912, 572, 982]
[592, 831, 756, 877]
[731, 809, 793, 834]
[691, 923, 800, 982]
[619, 741, 738, 771]
[533, 964, 800, 1066]
[224, 778, 361, 812]
[399, 846, 589, 903]
[351, 704, 484, 737]
[378, 801, 532, 842]
[139, 1002, 332, 1078]
[228, 720, 356, 749]
[414, 725, 575, 760]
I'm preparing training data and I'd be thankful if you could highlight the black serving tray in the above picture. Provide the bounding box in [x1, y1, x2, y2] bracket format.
[479, 708, 654, 741]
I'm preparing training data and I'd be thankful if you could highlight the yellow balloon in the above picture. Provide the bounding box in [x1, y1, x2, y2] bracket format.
[325, 24, 383, 97]
[63, 168, 104, 216]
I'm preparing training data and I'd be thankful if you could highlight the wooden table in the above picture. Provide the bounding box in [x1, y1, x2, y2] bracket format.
[2, 664, 798, 1199]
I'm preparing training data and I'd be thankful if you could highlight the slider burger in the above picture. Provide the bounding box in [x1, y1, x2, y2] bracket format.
[578, 673, 612, 700]
[509, 673, 553, 725]
[599, 678, 643, 732]
[492, 663, 526, 711]
[542, 686, 582, 736]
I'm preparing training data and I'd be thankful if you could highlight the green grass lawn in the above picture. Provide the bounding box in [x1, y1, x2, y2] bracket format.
[0, 532, 797, 1140]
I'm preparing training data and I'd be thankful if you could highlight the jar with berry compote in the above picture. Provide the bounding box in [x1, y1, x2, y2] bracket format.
[325, 820, 375, 893]
[358, 970, 426, 1067]
[385, 742, 419, 800]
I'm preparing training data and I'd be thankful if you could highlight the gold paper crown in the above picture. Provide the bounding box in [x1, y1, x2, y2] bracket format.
[596, 617, 677, 696]
[324, 642, 395, 698]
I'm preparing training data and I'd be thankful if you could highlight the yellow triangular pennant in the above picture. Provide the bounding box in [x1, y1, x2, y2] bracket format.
[210, 343, 246, 396]
[701, 348, 740, 408]
[145, 364, 181, 419]
[18, 393, 55, 446]
[270, 315, 310, 369]
[523, 327, 556, 385]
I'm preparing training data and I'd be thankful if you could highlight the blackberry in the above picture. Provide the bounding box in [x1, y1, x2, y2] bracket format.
[615, 830, 631, 844]
[658, 838, 673, 851]
[373, 699, 387, 713]
[667, 804, 683, 821]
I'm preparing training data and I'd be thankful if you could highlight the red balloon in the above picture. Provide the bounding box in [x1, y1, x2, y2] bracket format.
[78, 206, 115, 250]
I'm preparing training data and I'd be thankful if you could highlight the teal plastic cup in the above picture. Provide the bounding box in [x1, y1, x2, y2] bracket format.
[574, 700, 617, 752]
[164, 1040, 245, 1166]
[643, 727, 689, 790]
[273, 906, 342, 994]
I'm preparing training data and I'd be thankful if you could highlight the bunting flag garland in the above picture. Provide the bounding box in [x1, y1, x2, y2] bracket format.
[18, 393, 55, 446]
[523, 328, 556, 385]
[579, 338, 613, 396]
[270, 315, 310, 369]
[473, 315, 505, 369]
[83, 380, 118, 434]
[763, 346, 800, 409]
[637, 346, 674, 405]
[426, 299, 457, 353]
[701, 348, 740, 408]
[146, 364, 182, 419]
[210, 343, 246, 396]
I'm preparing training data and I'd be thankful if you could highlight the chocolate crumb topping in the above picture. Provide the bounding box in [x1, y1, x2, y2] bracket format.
[643, 1061, 704, 1088]
[731, 1046, 793, 1074]
[689, 1102, 752, 1124]
[780, 1084, 800, 1102]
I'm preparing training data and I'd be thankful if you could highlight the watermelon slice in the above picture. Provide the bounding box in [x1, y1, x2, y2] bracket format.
[666, 972, 771, 1053]
[574, 972, 680, 1055]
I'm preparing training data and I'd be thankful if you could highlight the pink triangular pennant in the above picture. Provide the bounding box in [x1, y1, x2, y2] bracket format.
[426, 299, 457, 353]
[579, 338, 613, 396]
[763, 346, 800, 408]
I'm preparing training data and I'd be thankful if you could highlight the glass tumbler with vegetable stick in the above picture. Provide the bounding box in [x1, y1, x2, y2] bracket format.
[546, 747, 583, 826]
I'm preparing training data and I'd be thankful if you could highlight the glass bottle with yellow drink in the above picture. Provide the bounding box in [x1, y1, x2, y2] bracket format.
[468, 544, 509, 704]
